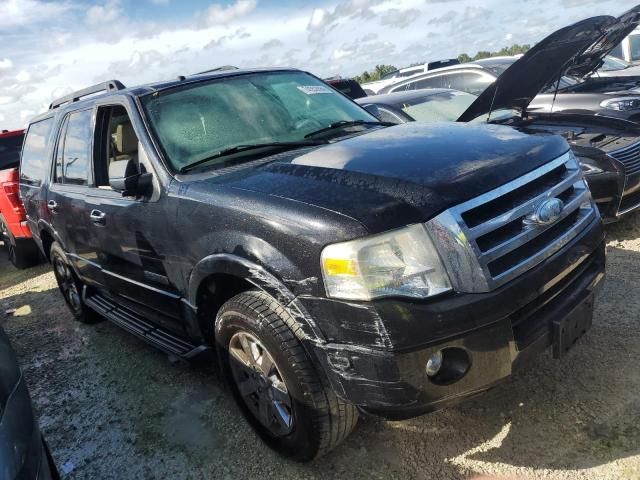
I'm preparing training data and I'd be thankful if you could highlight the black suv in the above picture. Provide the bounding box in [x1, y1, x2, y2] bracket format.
[20, 69, 605, 461]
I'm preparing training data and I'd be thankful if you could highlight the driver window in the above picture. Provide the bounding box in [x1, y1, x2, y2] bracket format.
[94, 105, 140, 188]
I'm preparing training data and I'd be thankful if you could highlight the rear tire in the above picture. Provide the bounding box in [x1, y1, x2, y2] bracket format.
[216, 291, 358, 461]
[50, 242, 102, 324]
[0, 215, 40, 269]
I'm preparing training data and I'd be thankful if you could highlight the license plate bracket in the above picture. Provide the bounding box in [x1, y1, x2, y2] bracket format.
[552, 294, 594, 359]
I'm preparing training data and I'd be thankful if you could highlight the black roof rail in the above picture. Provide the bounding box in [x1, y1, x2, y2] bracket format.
[49, 80, 126, 110]
[191, 65, 239, 76]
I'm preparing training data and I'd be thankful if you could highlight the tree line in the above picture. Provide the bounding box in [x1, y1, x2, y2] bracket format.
[353, 43, 531, 84]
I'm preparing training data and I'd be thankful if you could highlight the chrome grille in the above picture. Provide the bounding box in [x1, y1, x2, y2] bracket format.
[425, 151, 598, 293]
[610, 141, 640, 176]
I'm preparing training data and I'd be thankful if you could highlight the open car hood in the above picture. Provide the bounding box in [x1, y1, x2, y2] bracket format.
[569, 5, 640, 78]
[458, 11, 640, 122]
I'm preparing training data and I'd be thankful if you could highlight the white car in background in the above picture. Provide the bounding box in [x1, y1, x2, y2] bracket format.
[612, 27, 640, 63]
[361, 59, 459, 94]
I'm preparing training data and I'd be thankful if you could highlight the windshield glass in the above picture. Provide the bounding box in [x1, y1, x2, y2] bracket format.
[393, 91, 477, 122]
[600, 56, 631, 71]
[142, 71, 375, 171]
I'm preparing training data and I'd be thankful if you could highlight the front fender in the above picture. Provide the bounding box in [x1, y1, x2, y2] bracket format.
[188, 253, 326, 342]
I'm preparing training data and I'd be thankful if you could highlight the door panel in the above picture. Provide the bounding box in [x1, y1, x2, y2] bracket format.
[47, 109, 105, 286]
[87, 191, 183, 333]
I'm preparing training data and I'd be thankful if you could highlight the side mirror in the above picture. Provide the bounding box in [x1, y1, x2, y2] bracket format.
[362, 103, 382, 120]
[109, 159, 152, 196]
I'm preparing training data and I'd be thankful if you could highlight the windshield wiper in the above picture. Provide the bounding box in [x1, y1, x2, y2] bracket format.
[304, 120, 395, 139]
[178, 140, 328, 173]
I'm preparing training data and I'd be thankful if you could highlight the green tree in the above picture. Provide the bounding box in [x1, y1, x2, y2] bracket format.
[457, 53, 472, 63]
[355, 64, 397, 84]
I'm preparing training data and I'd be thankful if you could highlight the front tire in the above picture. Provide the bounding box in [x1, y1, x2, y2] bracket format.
[50, 242, 101, 324]
[216, 291, 358, 461]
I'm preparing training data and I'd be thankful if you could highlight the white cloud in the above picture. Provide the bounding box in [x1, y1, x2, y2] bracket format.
[204, 0, 257, 26]
[0, 0, 638, 129]
[15, 71, 31, 82]
[86, 0, 123, 26]
[0, 0, 71, 28]
[0, 58, 13, 71]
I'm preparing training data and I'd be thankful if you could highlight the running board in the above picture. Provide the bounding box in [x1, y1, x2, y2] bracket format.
[84, 291, 209, 359]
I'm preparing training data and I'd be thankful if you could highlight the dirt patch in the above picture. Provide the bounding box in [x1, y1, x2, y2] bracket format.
[1, 214, 640, 479]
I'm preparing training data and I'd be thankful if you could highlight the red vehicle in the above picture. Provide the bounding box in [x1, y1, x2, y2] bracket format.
[0, 129, 40, 268]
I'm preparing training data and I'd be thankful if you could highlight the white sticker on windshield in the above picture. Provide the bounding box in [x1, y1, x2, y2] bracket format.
[297, 85, 333, 95]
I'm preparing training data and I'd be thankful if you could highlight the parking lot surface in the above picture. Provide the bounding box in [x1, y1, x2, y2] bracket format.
[1, 216, 640, 479]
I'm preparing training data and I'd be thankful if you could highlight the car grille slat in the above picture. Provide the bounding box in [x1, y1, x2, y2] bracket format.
[611, 142, 640, 175]
[467, 169, 582, 238]
[426, 151, 597, 293]
[481, 188, 590, 262]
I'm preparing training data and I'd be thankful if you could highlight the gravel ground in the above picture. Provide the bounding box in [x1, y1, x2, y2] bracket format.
[1, 216, 639, 480]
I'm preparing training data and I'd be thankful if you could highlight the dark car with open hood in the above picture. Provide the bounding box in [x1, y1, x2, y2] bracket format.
[362, 8, 640, 223]
[20, 67, 605, 461]
[0, 325, 58, 479]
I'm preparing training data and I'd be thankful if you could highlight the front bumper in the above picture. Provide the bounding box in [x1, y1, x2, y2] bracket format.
[303, 218, 606, 419]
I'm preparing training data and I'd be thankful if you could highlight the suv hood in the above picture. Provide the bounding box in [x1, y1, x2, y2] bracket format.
[458, 9, 640, 122]
[227, 123, 569, 232]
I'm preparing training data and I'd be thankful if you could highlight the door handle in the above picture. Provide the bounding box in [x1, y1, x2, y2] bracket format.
[89, 209, 106, 225]
[47, 200, 58, 212]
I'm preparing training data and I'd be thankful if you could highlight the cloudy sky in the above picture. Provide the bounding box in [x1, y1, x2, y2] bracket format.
[0, 0, 637, 129]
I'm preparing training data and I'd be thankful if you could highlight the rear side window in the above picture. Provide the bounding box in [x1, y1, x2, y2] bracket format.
[20, 119, 54, 187]
[0, 132, 24, 170]
[55, 110, 93, 186]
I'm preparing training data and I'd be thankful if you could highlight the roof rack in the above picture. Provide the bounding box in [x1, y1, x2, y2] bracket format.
[49, 80, 126, 110]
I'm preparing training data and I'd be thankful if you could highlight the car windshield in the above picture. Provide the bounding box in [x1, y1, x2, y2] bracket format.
[392, 91, 477, 122]
[600, 56, 631, 72]
[141, 71, 376, 171]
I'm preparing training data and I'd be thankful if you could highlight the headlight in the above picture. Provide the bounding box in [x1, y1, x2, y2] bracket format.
[600, 97, 640, 111]
[320, 224, 451, 300]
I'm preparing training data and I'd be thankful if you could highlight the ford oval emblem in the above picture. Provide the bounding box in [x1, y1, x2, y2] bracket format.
[524, 198, 565, 226]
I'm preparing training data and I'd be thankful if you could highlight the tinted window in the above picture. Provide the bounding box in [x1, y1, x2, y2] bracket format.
[56, 110, 93, 186]
[402, 75, 444, 91]
[400, 72, 493, 95]
[0, 132, 24, 170]
[20, 119, 54, 187]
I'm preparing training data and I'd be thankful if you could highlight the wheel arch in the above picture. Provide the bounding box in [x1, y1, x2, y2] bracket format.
[38, 222, 60, 262]
[189, 254, 326, 344]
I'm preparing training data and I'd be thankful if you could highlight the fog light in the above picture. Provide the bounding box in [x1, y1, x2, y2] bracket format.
[425, 350, 444, 377]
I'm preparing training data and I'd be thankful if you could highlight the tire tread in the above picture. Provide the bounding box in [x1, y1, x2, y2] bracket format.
[218, 290, 358, 460]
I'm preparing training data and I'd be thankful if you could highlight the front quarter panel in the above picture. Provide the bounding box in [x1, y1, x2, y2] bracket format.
[170, 178, 369, 332]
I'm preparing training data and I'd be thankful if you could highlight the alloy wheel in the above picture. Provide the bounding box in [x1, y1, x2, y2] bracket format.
[228, 331, 294, 437]
[53, 257, 82, 313]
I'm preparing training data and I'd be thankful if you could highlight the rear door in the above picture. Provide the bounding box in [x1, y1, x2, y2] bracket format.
[47, 108, 105, 286]
[19, 118, 55, 241]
